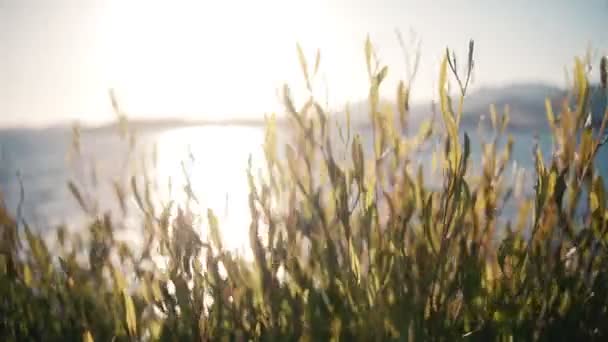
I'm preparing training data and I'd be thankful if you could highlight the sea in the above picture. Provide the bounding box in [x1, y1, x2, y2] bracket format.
[0, 123, 606, 251]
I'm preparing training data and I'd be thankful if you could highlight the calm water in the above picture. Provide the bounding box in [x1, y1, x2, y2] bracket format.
[1, 124, 606, 250]
[0, 125, 268, 251]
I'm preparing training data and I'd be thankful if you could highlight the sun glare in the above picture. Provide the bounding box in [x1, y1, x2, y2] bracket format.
[155, 125, 266, 253]
[92, 0, 333, 256]
[101, 0, 329, 119]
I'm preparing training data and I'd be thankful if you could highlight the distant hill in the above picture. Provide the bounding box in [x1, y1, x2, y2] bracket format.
[460, 83, 606, 131]
[342, 82, 607, 133]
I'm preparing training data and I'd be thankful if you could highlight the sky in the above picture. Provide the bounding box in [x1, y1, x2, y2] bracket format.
[1, 0, 607, 128]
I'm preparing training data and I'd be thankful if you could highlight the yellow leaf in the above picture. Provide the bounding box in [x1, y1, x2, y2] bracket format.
[545, 98, 556, 131]
[23, 264, 32, 286]
[431, 150, 438, 173]
[365, 36, 373, 78]
[397, 81, 407, 118]
[349, 239, 361, 283]
[559, 291, 571, 316]
[574, 57, 588, 125]
[313, 49, 321, 76]
[207, 209, 223, 250]
[345, 104, 351, 140]
[501, 111, 510, 134]
[490, 104, 498, 130]
[352, 135, 365, 181]
[124, 292, 137, 336]
[82, 330, 94, 342]
[112, 266, 126, 292]
[139, 282, 150, 302]
[286, 145, 297, 175]
[439, 55, 449, 114]
[151, 281, 163, 302]
[149, 320, 162, 339]
[590, 192, 600, 213]
[296, 42, 311, 91]
[0, 255, 6, 275]
[377, 66, 388, 85]
[439, 55, 458, 144]
[264, 113, 277, 163]
[548, 171, 557, 198]
[418, 120, 433, 141]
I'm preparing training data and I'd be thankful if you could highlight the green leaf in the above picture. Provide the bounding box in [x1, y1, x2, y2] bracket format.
[377, 66, 388, 85]
[559, 291, 572, 316]
[68, 181, 88, 213]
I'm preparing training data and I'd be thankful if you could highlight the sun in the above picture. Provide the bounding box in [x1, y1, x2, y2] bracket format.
[99, 0, 330, 120]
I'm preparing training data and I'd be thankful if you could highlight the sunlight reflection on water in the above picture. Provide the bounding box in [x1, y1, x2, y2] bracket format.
[154, 125, 266, 254]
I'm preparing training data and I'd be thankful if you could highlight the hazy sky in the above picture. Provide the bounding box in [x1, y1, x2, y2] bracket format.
[1, 0, 607, 128]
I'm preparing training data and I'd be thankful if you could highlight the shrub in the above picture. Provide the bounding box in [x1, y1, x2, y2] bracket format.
[1, 38, 608, 341]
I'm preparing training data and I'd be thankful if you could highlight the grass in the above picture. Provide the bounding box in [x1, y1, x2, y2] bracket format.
[1, 38, 608, 341]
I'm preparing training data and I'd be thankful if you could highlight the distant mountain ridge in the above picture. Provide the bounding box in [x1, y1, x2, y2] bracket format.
[343, 82, 606, 133]
[459, 83, 606, 131]
[80, 117, 267, 133]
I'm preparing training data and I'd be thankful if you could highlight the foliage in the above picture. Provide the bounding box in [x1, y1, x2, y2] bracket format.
[1, 37, 608, 341]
